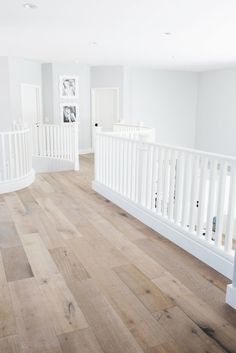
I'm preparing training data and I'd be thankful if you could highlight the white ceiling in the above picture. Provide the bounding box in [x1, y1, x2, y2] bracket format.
[1, 0, 236, 71]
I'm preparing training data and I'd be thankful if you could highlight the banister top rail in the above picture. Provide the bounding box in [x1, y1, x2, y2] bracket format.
[97, 131, 236, 163]
[0, 128, 30, 136]
[35, 123, 77, 126]
[113, 122, 153, 130]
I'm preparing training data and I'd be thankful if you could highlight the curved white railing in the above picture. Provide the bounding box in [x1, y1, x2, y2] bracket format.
[0, 129, 35, 194]
[93, 130, 236, 279]
[33, 123, 79, 171]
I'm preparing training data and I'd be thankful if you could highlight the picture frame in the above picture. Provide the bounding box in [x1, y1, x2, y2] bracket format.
[61, 103, 79, 123]
[59, 75, 79, 99]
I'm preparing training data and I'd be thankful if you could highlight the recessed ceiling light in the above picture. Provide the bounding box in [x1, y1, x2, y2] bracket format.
[23, 3, 37, 9]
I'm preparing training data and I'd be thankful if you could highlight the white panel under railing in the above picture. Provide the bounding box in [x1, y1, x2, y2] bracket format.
[0, 129, 35, 194]
[93, 131, 236, 280]
[33, 123, 79, 172]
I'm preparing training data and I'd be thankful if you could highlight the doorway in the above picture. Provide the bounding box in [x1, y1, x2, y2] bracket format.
[21, 84, 42, 127]
[91, 87, 119, 149]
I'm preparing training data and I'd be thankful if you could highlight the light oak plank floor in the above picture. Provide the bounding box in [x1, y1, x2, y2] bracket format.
[0, 154, 236, 353]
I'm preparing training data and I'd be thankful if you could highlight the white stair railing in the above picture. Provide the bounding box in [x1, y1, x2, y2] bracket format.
[0, 129, 34, 194]
[113, 122, 155, 142]
[33, 123, 79, 170]
[93, 131, 236, 281]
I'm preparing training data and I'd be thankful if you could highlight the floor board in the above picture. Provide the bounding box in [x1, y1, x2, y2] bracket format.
[0, 154, 235, 353]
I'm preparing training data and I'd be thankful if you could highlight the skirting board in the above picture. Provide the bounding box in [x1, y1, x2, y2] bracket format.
[0, 169, 35, 195]
[80, 149, 93, 155]
[92, 181, 234, 280]
[226, 284, 236, 309]
[33, 156, 76, 173]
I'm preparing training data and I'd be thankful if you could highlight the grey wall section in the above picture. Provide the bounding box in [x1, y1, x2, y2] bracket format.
[42, 63, 54, 123]
[0, 57, 12, 131]
[90, 66, 124, 120]
[0, 57, 42, 131]
[125, 68, 199, 148]
[52, 63, 91, 151]
[196, 68, 236, 156]
[8, 57, 42, 124]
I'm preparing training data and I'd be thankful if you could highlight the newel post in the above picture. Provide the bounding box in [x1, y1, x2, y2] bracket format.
[74, 123, 79, 171]
[226, 251, 236, 309]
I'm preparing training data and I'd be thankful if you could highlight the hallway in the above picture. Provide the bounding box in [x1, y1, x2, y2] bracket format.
[0, 154, 236, 353]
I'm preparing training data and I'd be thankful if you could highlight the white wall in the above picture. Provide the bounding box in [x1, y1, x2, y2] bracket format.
[0, 57, 12, 131]
[90, 66, 124, 121]
[42, 62, 91, 152]
[0, 57, 42, 131]
[196, 68, 236, 156]
[125, 68, 199, 147]
[9, 57, 42, 124]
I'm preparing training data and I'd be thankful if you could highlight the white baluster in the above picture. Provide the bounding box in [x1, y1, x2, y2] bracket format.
[156, 148, 164, 215]
[162, 149, 171, 218]
[197, 156, 209, 237]
[189, 155, 200, 233]
[181, 153, 193, 229]
[215, 161, 227, 248]
[174, 152, 185, 224]
[205, 159, 218, 242]
[225, 164, 236, 253]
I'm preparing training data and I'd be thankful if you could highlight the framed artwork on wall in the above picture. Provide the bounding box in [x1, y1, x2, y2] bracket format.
[60, 75, 79, 99]
[61, 103, 79, 123]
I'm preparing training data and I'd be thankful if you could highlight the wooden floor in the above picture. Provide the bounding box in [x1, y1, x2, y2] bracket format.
[0, 154, 236, 353]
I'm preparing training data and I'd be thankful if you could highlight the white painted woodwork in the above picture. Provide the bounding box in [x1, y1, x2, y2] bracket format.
[32, 123, 79, 171]
[93, 129, 236, 283]
[0, 129, 35, 194]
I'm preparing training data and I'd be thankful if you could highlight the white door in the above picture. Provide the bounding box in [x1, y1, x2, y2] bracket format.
[92, 88, 119, 148]
[21, 84, 42, 127]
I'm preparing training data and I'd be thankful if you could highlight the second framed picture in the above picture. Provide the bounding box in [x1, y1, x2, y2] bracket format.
[61, 103, 79, 123]
[60, 75, 79, 99]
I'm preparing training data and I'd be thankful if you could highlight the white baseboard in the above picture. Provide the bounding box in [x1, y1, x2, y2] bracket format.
[92, 181, 234, 280]
[33, 156, 76, 173]
[80, 148, 93, 155]
[226, 284, 236, 309]
[0, 169, 35, 194]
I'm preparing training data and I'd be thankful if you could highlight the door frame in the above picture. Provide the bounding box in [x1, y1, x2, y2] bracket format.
[91, 87, 120, 150]
[21, 83, 43, 127]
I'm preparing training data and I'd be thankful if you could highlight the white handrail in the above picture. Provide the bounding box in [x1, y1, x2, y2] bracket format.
[114, 122, 151, 130]
[94, 131, 236, 276]
[104, 131, 236, 163]
[113, 123, 156, 142]
[33, 123, 79, 170]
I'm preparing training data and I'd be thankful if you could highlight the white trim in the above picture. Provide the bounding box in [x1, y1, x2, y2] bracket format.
[32, 156, 76, 173]
[79, 148, 93, 155]
[0, 169, 35, 195]
[226, 284, 236, 309]
[92, 180, 234, 280]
